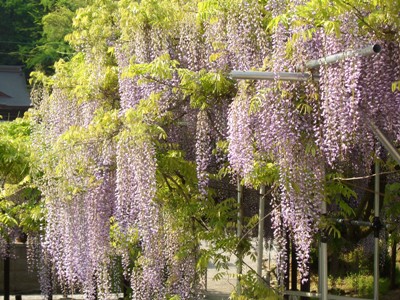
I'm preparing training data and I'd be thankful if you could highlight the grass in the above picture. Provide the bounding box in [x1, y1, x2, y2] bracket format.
[327, 273, 392, 298]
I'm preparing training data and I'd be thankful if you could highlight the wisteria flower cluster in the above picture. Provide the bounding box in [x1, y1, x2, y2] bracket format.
[30, 0, 400, 298]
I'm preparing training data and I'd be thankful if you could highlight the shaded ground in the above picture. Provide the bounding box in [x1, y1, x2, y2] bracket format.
[381, 288, 400, 300]
[202, 239, 272, 299]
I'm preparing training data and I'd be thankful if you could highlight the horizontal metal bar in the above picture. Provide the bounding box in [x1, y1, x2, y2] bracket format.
[335, 219, 373, 227]
[284, 290, 372, 300]
[230, 45, 380, 81]
[305, 44, 381, 69]
[368, 120, 400, 166]
[284, 290, 320, 298]
[229, 71, 318, 81]
[328, 295, 372, 300]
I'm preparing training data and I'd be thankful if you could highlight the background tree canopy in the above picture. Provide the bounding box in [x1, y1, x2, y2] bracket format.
[0, 0, 87, 73]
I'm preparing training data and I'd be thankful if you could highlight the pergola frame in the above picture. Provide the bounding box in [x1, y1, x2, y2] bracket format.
[230, 44, 400, 300]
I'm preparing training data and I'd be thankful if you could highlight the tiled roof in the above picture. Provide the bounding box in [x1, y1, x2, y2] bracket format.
[0, 66, 31, 107]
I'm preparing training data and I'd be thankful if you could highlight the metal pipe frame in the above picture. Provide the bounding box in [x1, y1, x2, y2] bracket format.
[368, 120, 400, 166]
[305, 44, 381, 69]
[284, 290, 372, 300]
[229, 45, 380, 81]
[335, 219, 375, 228]
[373, 162, 380, 300]
[257, 185, 266, 283]
[229, 70, 315, 81]
[320, 201, 328, 300]
[228, 44, 390, 300]
[237, 177, 244, 295]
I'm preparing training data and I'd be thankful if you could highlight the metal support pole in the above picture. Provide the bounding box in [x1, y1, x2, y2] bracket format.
[237, 176, 243, 295]
[373, 162, 380, 300]
[229, 71, 315, 81]
[319, 200, 328, 300]
[4, 242, 10, 300]
[266, 239, 272, 286]
[257, 185, 266, 283]
[229, 45, 381, 82]
[305, 44, 381, 69]
[368, 120, 400, 166]
[4, 257, 10, 300]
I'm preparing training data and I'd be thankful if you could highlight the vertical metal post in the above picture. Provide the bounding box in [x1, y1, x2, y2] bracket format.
[257, 185, 266, 282]
[237, 176, 243, 295]
[319, 200, 328, 300]
[291, 241, 298, 291]
[4, 242, 10, 300]
[374, 162, 380, 300]
[266, 239, 271, 286]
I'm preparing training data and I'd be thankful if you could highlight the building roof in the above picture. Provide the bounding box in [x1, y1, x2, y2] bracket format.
[0, 65, 31, 107]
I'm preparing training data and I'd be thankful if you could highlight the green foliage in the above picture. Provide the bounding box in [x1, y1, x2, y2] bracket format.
[110, 217, 141, 264]
[26, 6, 76, 69]
[197, 0, 223, 24]
[0, 118, 31, 185]
[0, 0, 89, 72]
[123, 49, 235, 111]
[322, 173, 357, 238]
[0, 118, 43, 240]
[268, 0, 400, 63]
[155, 141, 253, 294]
[333, 273, 390, 298]
[67, 0, 118, 56]
[118, 0, 186, 38]
[325, 173, 357, 216]
[230, 270, 279, 300]
[0, 0, 43, 66]
[126, 53, 180, 81]
[244, 160, 279, 188]
[384, 181, 400, 240]
[22, 0, 400, 296]
[178, 69, 235, 109]
[392, 81, 400, 92]
[290, 0, 400, 35]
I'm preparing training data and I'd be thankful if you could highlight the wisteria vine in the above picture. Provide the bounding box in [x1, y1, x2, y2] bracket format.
[29, 0, 400, 298]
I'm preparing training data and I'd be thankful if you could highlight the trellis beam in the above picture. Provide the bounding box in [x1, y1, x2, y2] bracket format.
[257, 185, 266, 282]
[368, 120, 400, 165]
[236, 177, 244, 295]
[374, 162, 380, 300]
[229, 44, 381, 81]
[305, 44, 381, 69]
[228, 44, 395, 300]
[229, 71, 315, 81]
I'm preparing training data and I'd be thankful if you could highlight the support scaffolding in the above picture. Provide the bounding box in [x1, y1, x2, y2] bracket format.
[229, 44, 399, 300]
[374, 162, 381, 300]
[237, 176, 244, 295]
[257, 185, 266, 283]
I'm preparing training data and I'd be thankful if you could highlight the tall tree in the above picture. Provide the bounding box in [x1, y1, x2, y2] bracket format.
[0, 0, 43, 66]
[0, 0, 87, 74]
